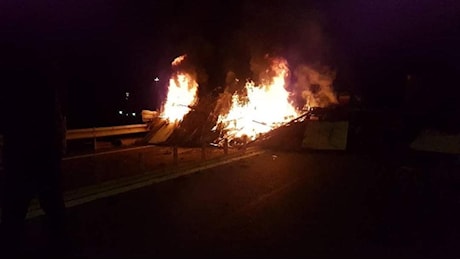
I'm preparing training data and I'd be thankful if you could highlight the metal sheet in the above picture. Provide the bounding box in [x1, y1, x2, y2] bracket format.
[302, 121, 349, 150]
[411, 129, 460, 154]
[148, 122, 178, 144]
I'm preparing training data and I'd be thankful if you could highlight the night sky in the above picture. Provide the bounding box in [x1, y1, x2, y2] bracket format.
[1, 0, 459, 128]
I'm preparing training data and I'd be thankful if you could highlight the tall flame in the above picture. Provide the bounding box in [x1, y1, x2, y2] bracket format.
[160, 55, 198, 123]
[216, 58, 300, 141]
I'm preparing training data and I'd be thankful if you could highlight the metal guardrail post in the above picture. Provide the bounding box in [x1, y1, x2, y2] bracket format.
[201, 143, 206, 160]
[223, 138, 228, 155]
[173, 145, 178, 165]
[139, 152, 145, 171]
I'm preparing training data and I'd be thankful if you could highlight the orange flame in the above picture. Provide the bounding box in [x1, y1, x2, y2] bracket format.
[216, 58, 300, 140]
[160, 55, 198, 123]
[172, 54, 187, 66]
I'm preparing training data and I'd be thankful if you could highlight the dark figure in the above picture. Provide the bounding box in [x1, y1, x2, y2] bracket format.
[0, 45, 67, 256]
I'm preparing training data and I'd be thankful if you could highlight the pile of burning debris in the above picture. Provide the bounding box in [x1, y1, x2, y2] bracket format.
[141, 54, 350, 150]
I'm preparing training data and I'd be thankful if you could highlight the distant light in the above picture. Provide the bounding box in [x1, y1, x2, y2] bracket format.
[154, 77, 160, 82]
[118, 110, 123, 115]
[132, 112, 136, 116]
[126, 113, 129, 116]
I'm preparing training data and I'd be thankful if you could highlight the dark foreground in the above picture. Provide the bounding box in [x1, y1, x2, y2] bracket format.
[1, 148, 460, 258]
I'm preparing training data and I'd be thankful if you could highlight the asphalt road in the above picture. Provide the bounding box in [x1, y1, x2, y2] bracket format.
[3, 149, 460, 258]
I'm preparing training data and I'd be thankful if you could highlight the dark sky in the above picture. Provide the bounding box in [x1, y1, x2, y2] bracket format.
[1, 0, 459, 127]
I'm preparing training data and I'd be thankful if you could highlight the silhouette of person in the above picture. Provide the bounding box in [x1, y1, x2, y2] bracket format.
[0, 44, 67, 255]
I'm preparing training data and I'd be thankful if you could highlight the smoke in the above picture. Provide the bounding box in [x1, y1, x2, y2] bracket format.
[215, 55, 286, 116]
[213, 71, 241, 118]
[170, 54, 198, 80]
[214, 56, 339, 117]
[293, 65, 338, 108]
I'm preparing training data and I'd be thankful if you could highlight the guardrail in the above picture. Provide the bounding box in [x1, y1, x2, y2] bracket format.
[66, 124, 149, 140]
[0, 124, 150, 167]
[0, 124, 150, 142]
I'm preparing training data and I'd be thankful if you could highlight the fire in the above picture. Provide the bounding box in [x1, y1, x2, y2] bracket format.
[160, 55, 198, 123]
[172, 54, 187, 66]
[216, 58, 300, 141]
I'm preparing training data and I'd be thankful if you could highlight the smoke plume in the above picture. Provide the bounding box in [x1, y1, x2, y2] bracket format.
[294, 65, 338, 108]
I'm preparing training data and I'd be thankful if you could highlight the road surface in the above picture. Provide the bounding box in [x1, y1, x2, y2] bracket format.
[2, 149, 460, 258]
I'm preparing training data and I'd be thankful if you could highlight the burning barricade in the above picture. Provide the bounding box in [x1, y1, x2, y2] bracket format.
[143, 54, 348, 151]
[213, 57, 300, 144]
[144, 54, 199, 145]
